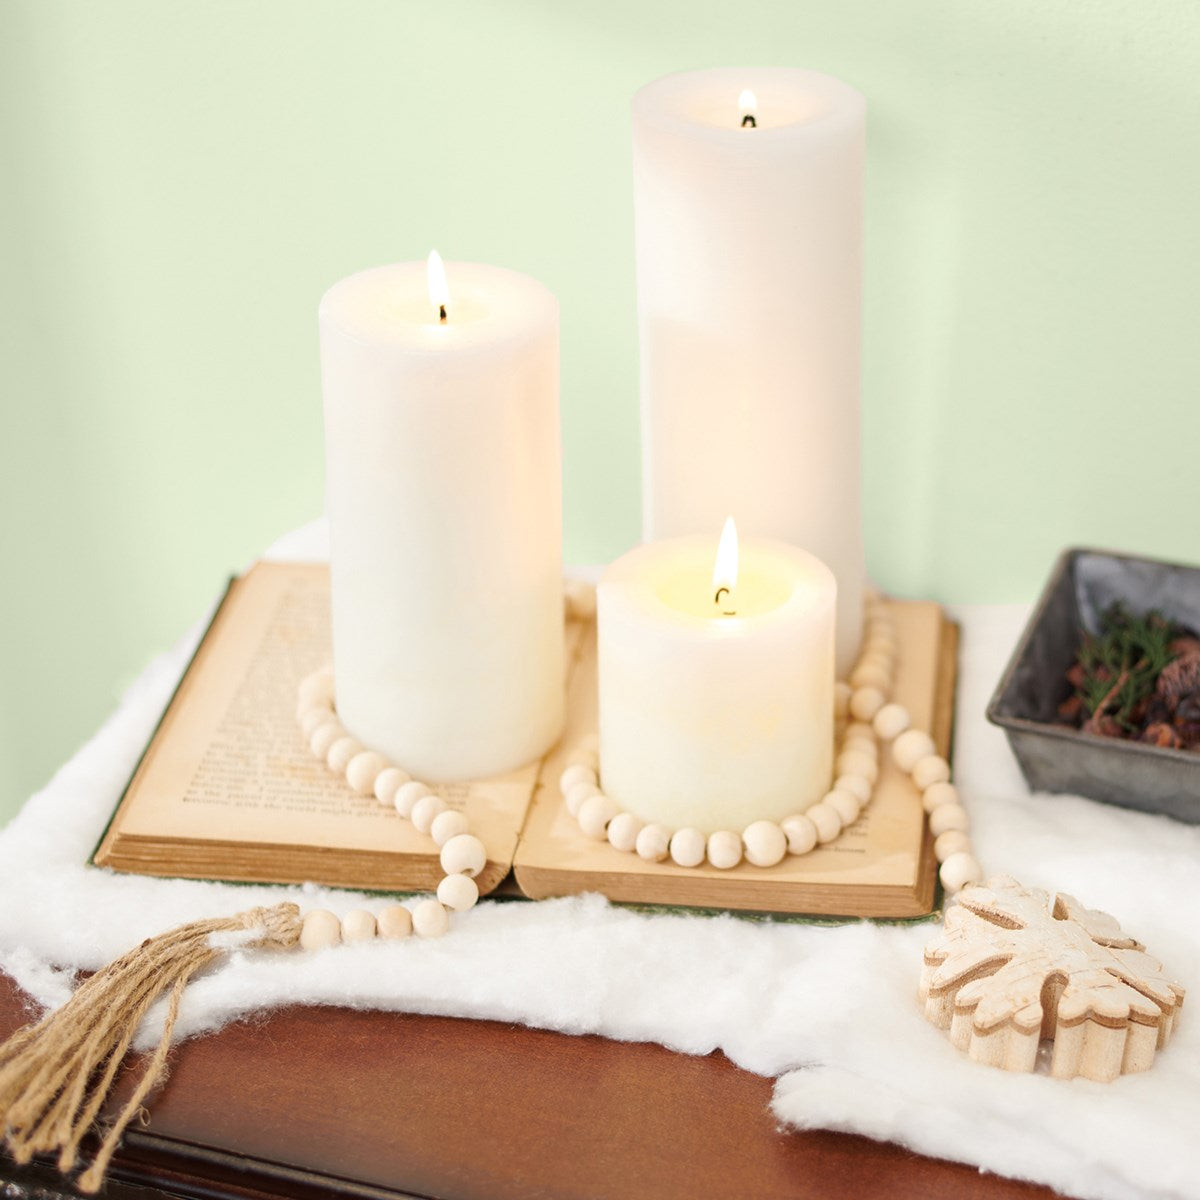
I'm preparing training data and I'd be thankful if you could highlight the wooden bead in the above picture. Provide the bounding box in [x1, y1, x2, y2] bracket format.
[939, 851, 983, 894]
[866, 648, 896, 674]
[297, 694, 329, 724]
[865, 623, 897, 647]
[564, 780, 600, 816]
[706, 830, 743, 870]
[865, 648, 896, 675]
[412, 899, 450, 938]
[849, 686, 886, 722]
[912, 754, 952, 790]
[835, 774, 872, 804]
[850, 661, 891, 692]
[635, 823, 671, 862]
[394, 780, 430, 818]
[844, 721, 875, 741]
[298, 669, 335, 708]
[439, 832, 487, 877]
[922, 781, 960, 815]
[327, 735, 364, 774]
[566, 746, 600, 772]
[872, 703, 911, 742]
[836, 749, 878, 783]
[564, 578, 597, 619]
[934, 829, 972, 862]
[742, 820, 787, 868]
[577, 794, 620, 840]
[299, 909, 340, 951]
[669, 827, 707, 868]
[806, 802, 843, 844]
[929, 803, 969, 837]
[411, 793, 448, 834]
[341, 909, 376, 943]
[560, 763, 597, 793]
[892, 729, 936, 773]
[377, 905, 413, 939]
[430, 809, 470, 847]
[437, 873, 479, 912]
[374, 766, 411, 807]
[606, 811, 643, 852]
[833, 681, 852, 718]
[840, 734, 876, 759]
[346, 751, 387, 796]
[866, 612, 895, 636]
[309, 722, 345, 760]
[782, 814, 818, 855]
[299, 707, 333, 739]
[825, 788, 861, 826]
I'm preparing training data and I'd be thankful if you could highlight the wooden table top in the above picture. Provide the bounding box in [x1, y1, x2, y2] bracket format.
[0, 972, 1068, 1200]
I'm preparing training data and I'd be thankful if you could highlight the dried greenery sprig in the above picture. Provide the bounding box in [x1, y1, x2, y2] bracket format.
[1075, 604, 1180, 733]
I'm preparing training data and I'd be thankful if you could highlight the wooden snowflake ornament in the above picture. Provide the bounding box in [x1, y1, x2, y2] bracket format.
[920, 875, 1185, 1082]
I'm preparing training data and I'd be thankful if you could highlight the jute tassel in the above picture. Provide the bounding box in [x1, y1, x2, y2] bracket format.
[0, 902, 302, 1192]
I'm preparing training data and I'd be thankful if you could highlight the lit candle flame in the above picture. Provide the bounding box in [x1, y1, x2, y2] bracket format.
[712, 516, 739, 615]
[738, 89, 757, 128]
[427, 249, 449, 322]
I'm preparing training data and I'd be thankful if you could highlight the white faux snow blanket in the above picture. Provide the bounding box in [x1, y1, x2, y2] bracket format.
[1, 522, 1197, 1200]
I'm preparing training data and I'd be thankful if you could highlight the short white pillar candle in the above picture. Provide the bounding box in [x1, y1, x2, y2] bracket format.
[597, 523, 836, 834]
[319, 255, 564, 781]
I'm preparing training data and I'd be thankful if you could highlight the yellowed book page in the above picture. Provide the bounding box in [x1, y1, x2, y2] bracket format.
[100, 563, 545, 887]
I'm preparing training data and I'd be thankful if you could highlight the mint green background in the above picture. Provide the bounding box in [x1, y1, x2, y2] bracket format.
[2, 0, 1198, 825]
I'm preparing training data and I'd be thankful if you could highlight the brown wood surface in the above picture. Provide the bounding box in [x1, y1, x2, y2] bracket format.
[0, 973, 1070, 1200]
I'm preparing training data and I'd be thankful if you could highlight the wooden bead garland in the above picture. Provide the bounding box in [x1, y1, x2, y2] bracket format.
[295, 587, 986, 957]
[290, 580, 602, 948]
[295, 675, 482, 945]
[559, 596, 985, 892]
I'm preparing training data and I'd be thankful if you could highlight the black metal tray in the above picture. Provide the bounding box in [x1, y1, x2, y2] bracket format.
[986, 547, 1200, 823]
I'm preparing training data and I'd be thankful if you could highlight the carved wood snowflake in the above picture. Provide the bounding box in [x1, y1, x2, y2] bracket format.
[920, 875, 1185, 1081]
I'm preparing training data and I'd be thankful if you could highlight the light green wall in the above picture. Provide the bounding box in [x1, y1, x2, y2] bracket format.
[3, 0, 1198, 824]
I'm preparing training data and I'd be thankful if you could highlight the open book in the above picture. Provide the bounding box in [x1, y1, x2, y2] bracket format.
[95, 562, 954, 918]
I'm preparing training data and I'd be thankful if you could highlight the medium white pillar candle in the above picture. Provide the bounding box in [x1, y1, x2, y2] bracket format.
[597, 526, 835, 834]
[319, 256, 563, 781]
[633, 67, 866, 675]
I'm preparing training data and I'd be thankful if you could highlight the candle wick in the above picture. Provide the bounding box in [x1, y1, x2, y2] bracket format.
[714, 586, 736, 616]
[438, 304, 448, 323]
[741, 114, 757, 128]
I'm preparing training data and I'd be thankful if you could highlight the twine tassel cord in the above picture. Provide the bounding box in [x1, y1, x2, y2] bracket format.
[0, 902, 301, 1192]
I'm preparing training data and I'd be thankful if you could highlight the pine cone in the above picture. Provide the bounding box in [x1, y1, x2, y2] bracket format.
[1158, 650, 1200, 705]
[1142, 721, 1182, 749]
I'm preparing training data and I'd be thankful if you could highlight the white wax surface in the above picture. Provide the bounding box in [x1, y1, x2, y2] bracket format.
[597, 536, 835, 834]
[633, 66, 866, 675]
[319, 261, 563, 781]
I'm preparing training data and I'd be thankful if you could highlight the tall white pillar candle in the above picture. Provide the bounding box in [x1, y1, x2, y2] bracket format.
[597, 529, 835, 834]
[319, 257, 563, 781]
[633, 67, 866, 675]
